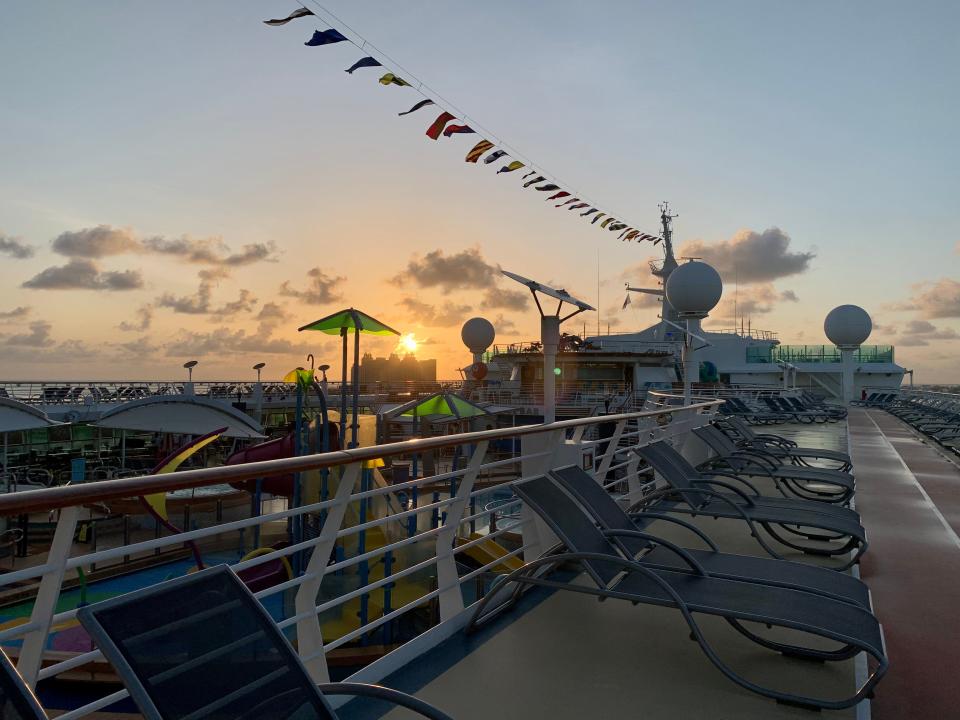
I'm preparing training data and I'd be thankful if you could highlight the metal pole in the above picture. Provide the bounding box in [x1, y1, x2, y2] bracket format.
[840, 348, 855, 405]
[339, 328, 348, 447]
[683, 319, 693, 406]
[351, 328, 360, 448]
[541, 315, 560, 423]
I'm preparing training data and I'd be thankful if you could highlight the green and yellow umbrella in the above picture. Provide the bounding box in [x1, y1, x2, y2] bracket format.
[298, 308, 400, 448]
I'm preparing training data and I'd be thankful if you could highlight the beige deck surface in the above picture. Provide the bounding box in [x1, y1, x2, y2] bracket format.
[379, 421, 861, 719]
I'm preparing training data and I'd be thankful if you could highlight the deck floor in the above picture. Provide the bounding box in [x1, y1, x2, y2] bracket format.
[848, 408, 960, 720]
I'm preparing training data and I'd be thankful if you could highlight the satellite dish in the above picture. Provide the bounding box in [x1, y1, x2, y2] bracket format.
[252, 362, 266, 371]
[824, 305, 872, 348]
[183, 360, 199, 369]
[462, 317, 496, 354]
[665, 260, 722, 317]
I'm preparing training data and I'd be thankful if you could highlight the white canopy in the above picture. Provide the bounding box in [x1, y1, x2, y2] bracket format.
[93, 396, 265, 439]
[0, 397, 63, 433]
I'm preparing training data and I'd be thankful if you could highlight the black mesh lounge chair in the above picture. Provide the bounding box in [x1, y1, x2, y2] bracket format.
[718, 416, 853, 471]
[785, 396, 847, 420]
[0, 649, 47, 720]
[634, 442, 867, 569]
[76, 565, 453, 720]
[692, 425, 854, 504]
[550, 465, 872, 609]
[468, 475, 887, 710]
[762, 397, 830, 424]
[722, 397, 787, 424]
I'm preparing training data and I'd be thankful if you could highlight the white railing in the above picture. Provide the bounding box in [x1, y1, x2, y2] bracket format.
[0, 395, 720, 718]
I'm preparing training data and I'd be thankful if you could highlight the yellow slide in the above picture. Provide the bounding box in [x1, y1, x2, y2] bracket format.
[457, 533, 524, 573]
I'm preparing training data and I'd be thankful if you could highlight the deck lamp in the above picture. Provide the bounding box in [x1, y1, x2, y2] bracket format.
[664, 260, 722, 405]
[824, 305, 872, 405]
[183, 360, 198, 395]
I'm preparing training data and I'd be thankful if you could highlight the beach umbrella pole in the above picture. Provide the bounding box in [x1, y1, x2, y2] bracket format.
[351, 327, 360, 448]
[340, 328, 348, 447]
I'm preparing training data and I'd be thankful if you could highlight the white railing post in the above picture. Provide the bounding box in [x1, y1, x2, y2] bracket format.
[594, 418, 626, 481]
[435, 440, 489, 621]
[18, 506, 79, 688]
[295, 462, 360, 684]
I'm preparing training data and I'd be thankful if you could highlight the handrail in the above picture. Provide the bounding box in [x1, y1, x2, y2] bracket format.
[0, 400, 721, 515]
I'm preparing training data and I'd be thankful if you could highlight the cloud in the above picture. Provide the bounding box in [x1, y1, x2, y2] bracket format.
[481, 286, 529, 311]
[895, 319, 960, 346]
[163, 327, 314, 357]
[52, 225, 140, 258]
[399, 297, 473, 327]
[0, 232, 35, 259]
[0, 306, 31, 321]
[49, 225, 278, 267]
[678, 227, 814, 283]
[142, 236, 277, 266]
[393, 247, 497, 292]
[491, 313, 518, 334]
[22, 259, 143, 291]
[710, 284, 798, 323]
[279, 268, 345, 305]
[3, 320, 54, 347]
[118, 305, 154, 332]
[895, 278, 960, 318]
[156, 269, 256, 315]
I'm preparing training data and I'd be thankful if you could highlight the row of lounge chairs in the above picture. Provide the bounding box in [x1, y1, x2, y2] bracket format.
[471, 419, 885, 710]
[885, 394, 960, 456]
[719, 394, 847, 425]
[851, 391, 898, 407]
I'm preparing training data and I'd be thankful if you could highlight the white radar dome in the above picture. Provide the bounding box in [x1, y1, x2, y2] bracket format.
[665, 260, 723, 316]
[824, 305, 872, 348]
[461, 317, 496, 354]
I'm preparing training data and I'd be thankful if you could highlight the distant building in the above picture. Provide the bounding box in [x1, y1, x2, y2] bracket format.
[360, 353, 437, 383]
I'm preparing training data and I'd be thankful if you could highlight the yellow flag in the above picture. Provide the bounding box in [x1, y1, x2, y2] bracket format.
[379, 73, 410, 87]
[498, 160, 524, 174]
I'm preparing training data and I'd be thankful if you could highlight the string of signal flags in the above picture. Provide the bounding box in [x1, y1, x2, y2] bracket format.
[263, 4, 663, 246]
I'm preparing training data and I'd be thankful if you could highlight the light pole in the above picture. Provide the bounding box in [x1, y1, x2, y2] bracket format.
[183, 360, 198, 395]
[824, 305, 872, 405]
[502, 270, 594, 423]
[253, 362, 266, 420]
[664, 260, 723, 405]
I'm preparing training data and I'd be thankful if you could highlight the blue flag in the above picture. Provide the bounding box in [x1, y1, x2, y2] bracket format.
[345, 56, 382, 74]
[305, 29, 348, 46]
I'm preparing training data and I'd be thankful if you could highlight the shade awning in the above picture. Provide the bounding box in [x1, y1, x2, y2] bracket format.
[381, 392, 489, 421]
[93, 396, 265, 439]
[298, 308, 400, 336]
[0, 397, 63, 433]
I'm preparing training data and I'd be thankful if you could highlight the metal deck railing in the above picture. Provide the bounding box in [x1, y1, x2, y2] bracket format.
[0, 393, 720, 718]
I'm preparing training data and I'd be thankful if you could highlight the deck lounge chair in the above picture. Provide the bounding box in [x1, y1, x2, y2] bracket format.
[784, 396, 847, 420]
[762, 397, 831, 423]
[692, 425, 854, 504]
[550, 464, 872, 609]
[469, 474, 886, 710]
[721, 397, 787, 424]
[634, 442, 867, 569]
[718, 416, 852, 471]
[76, 565, 453, 720]
[0, 649, 47, 720]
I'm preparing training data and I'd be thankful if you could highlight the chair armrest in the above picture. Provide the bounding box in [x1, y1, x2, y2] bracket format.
[317, 682, 455, 720]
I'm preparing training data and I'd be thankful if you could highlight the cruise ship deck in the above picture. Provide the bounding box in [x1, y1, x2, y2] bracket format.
[2, 401, 958, 719]
[337, 409, 960, 720]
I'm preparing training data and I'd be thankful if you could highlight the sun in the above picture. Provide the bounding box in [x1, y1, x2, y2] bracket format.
[398, 333, 418, 354]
